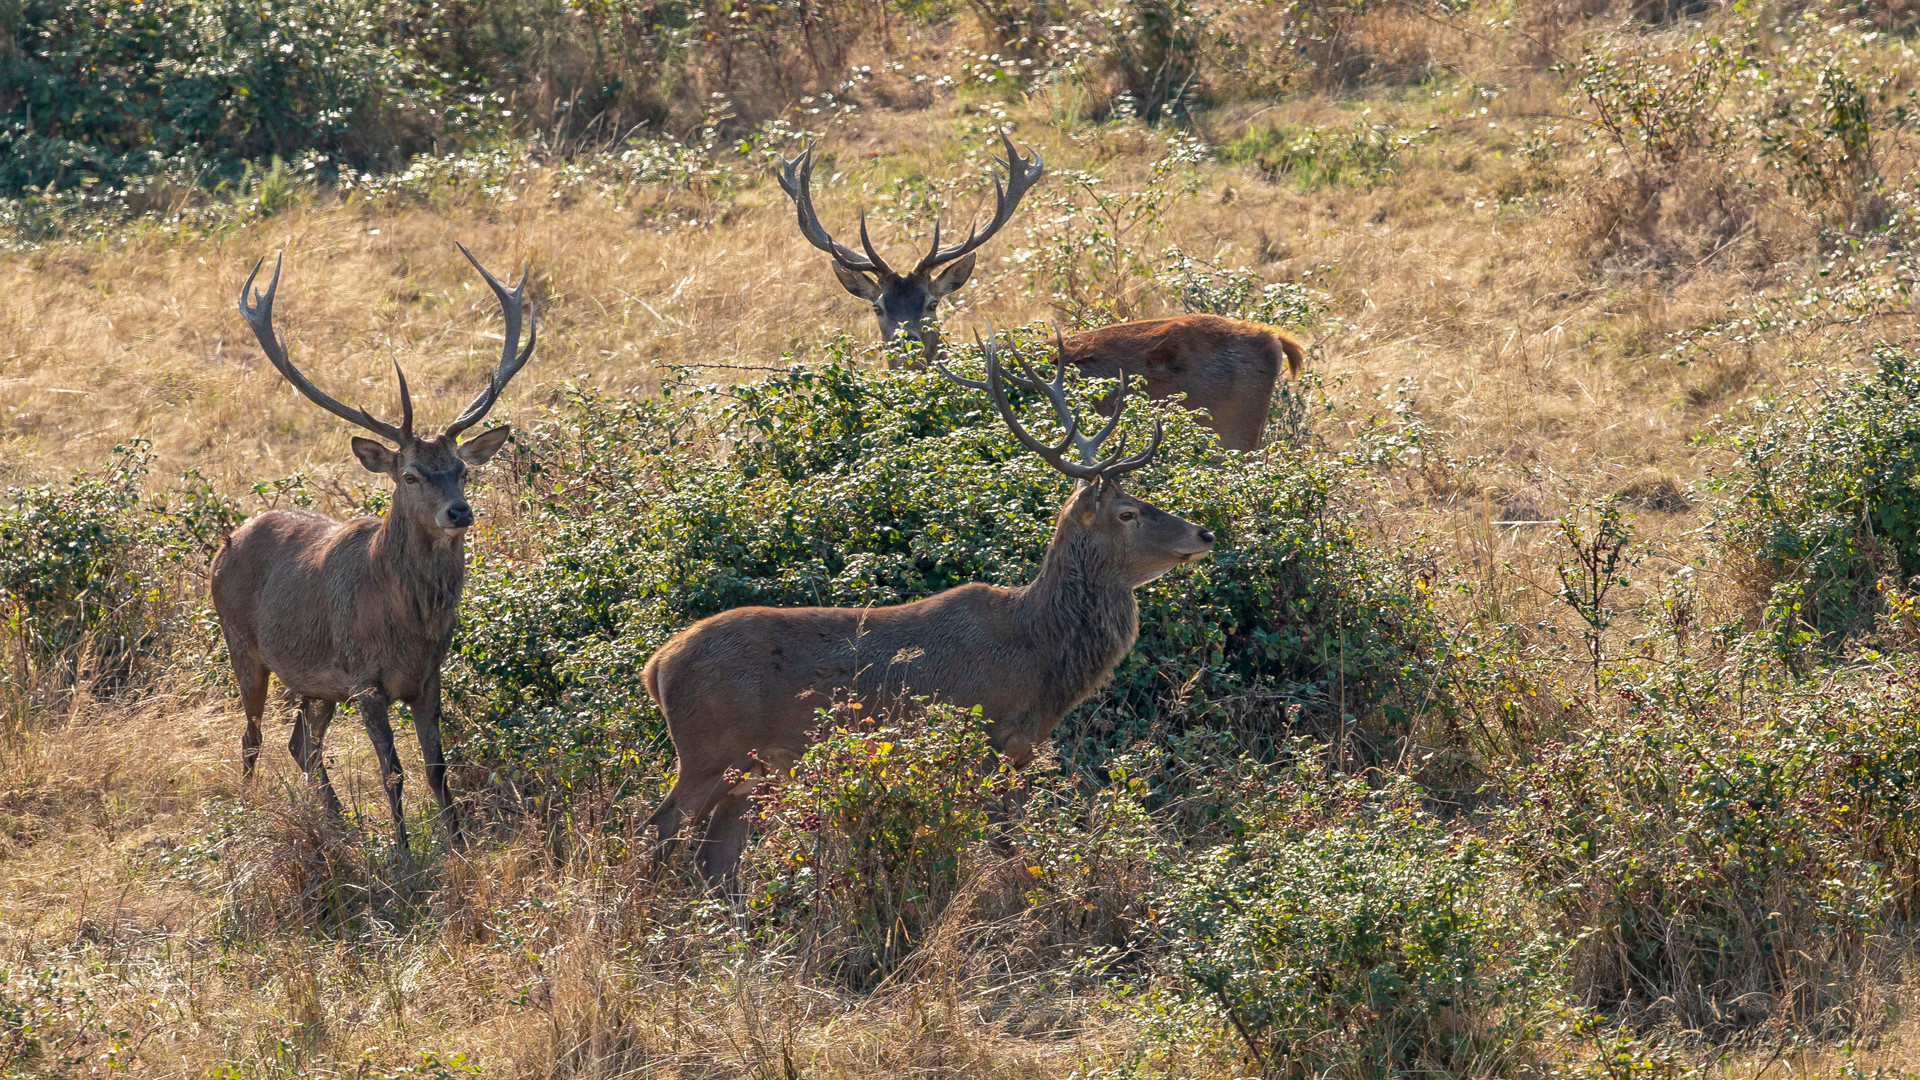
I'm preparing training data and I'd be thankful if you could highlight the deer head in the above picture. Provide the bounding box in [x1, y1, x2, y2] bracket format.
[779, 134, 1043, 361]
[936, 331, 1212, 587]
[237, 245, 535, 537]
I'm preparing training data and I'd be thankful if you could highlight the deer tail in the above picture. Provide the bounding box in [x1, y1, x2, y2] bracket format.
[1275, 331, 1305, 379]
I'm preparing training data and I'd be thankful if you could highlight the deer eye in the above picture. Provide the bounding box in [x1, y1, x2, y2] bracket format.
[1119, 510, 1137, 522]
[404, 473, 419, 484]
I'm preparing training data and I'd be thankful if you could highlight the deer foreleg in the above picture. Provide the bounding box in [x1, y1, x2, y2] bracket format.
[411, 665, 465, 852]
[357, 687, 412, 861]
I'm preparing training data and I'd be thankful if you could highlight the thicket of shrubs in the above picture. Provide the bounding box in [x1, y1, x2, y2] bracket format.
[10, 339, 1920, 1073]
[1501, 664, 1920, 1037]
[0, 0, 1506, 209]
[447, 335, 1440, 797]
[1719, 345, 1920, 655]
[0, 441, 236, 726]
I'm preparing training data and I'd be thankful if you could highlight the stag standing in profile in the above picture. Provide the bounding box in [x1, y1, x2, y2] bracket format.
[642, 332, 1214, 886]
[778, 136, 1306, 452]
[211, 246, 535, 858]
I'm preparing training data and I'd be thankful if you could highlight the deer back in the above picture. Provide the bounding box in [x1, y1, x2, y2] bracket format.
[1062, 314, 1305, 452]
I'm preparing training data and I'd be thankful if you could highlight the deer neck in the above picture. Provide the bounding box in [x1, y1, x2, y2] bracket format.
[1013, 528, 1140, 710]
[371, 511, 467, 631]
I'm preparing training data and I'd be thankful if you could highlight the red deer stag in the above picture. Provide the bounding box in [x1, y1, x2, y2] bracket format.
[212, 246, 535, 858]
[778, 138, 1306, 451]
[642, 333, 1214, 886]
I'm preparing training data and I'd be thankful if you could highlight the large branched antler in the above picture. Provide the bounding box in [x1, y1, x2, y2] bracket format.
[778, 147, 892, 276]
[444, 243, 538, 440]
[239, 247, 536, 445]
[912, 134, 1044, 276]
[238, 253, 413, 445]
[777, 134, 1043, 281]
[935, 329, 1161, 484]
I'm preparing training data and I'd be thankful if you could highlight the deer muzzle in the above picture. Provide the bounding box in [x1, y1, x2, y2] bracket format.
[440, 502, 475, 531]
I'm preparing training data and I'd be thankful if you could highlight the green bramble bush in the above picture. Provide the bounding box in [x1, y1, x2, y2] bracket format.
[0, 0, 463, 197]
[0, 441, 240, 712]
[1718, 344, 1920, 656]
[1498, 663, 1920, 1035]
[744, 700, 1018, 987]
[447, 332, 1441, 804]
[1138, 741, 1563, 1078]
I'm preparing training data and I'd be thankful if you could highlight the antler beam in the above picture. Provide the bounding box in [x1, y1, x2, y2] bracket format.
[238, 253, 412, 445]
[778, 147, 887, 275]
[444, 243, 538, 440]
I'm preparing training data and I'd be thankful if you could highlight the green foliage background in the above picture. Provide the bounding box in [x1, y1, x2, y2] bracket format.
[446, 335, 1440, 792]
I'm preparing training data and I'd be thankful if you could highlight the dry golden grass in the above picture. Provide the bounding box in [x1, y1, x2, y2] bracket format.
[0, 73, 1780, 511]
[9, 12, 1920, 1074]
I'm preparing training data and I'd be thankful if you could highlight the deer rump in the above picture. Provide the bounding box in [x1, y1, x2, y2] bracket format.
[1064, 314, 1306, 453]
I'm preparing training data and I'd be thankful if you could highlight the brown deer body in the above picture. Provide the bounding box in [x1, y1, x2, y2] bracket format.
[778, 139, 1307, 451]
[643, 334, 1213, 885]
[212, 247, 534, 857]
[1064, 314, 1303, 452]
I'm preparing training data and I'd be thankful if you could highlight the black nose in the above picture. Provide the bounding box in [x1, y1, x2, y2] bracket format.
[1197, 529, 1214, 545]
[447, 504, 474, 528]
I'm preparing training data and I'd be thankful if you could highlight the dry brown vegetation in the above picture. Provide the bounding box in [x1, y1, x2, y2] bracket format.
[9, 0, 1920, 1075]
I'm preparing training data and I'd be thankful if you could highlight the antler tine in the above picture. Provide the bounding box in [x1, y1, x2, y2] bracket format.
[929, 329, 990, 391]
[391, 358, 414, 442]
[237, 253, 407, 444]
[777, 145, 882, 274]
[446, 242, 539, 439]
[970, 332, 1105, 482]
[856, 213, 895, 278]
[1101, 416, 1163, 479]
[922, 216, 942, 270]
[912, 133, 1044, 275]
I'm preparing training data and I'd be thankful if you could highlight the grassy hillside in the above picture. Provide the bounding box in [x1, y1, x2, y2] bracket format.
[6, 0, 1920, 1075]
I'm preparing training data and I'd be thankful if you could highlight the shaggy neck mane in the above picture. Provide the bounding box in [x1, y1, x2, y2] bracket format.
[1014, 516, 1140, 716]
[371, 510, 466, 627]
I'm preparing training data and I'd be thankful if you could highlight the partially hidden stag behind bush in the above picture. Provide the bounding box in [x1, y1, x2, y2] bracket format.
[643, 332, 1215, 886]
[211, 246, 535, 861]
[778, 136, 1305, 451]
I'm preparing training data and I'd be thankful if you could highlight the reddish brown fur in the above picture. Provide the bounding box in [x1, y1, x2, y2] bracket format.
[1063, 314, 1305, 453]
[212, 248, 531, 859]
[642, 336, 1222, 887]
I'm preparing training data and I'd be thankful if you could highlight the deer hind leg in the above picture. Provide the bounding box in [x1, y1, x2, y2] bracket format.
[410, 672, 465, 852]
[289, 699, 344, 819]
[233, 651, 270, 782]
[643, 777, 691, 874]
[356, 688, 412, 862]
[694, 774, 762, 893]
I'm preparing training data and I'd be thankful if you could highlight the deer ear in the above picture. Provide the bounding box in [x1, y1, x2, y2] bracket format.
[457, 425, 512, 466]
[351, 437, 397, 474]
[831, 263, 883, 300]
[926, 252, 976, 298]
[1069, 482, 1101, 526]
